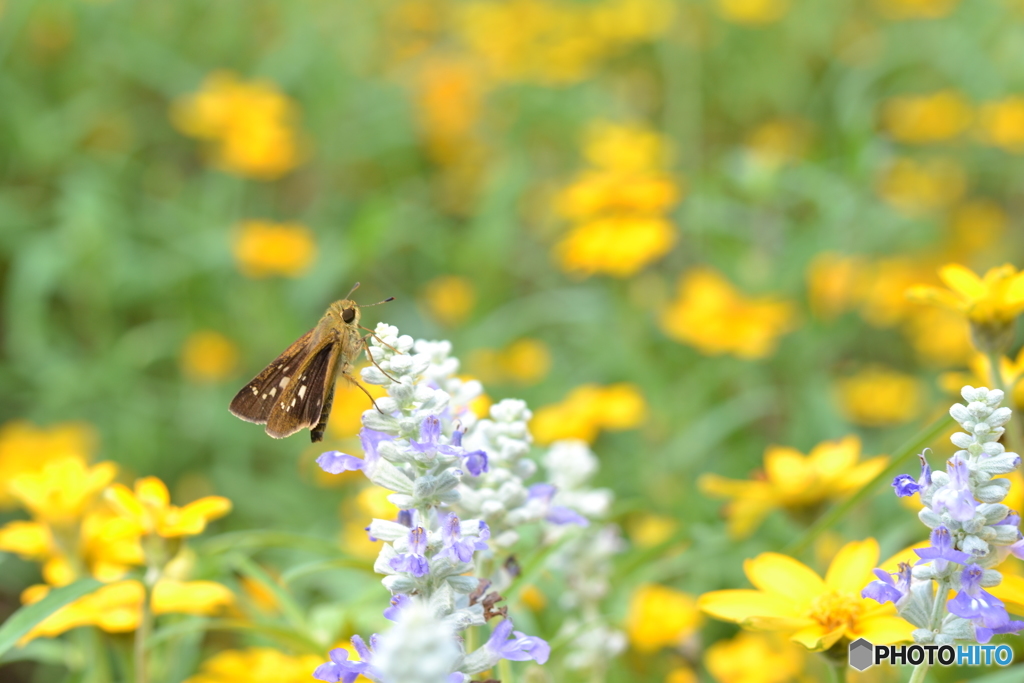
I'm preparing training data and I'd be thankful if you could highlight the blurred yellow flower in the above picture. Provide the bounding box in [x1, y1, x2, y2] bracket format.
[626, 584, 701, 652]
[20, 578, 233, 643]
[699, 436, 887, 538]
[8, 457, 116, 525]
[557, 171, 679, 220]
[532, 383, 647, 444]
[660, 268, 796, 359]
[181, 330, 238, 381]
[704, 632, 805, 683]
[324, 372, 388, 440]
[232, 220, 316, 278]
[858, 257, 936, 328]
[520, 584, 548, 611]
[908, 263, 1024, 352]
[556, 216, 677, 278]
[628, 513, 678, 549]
[665, 667, 699, 683]
[977, 96, 1024, 153]
[422, 275, 476, 326]
[106, 476, 231, 538]
[881, 90, 973, 144]
[470, 339, 553, 386]
[746, 118, 810, 168]
[555, 123, 682, 278]
[876, 156, 967, 215]
[716, 0, 790, 25]
[584, 122, 669, 173]
[939, 348, 1024, 410]
[171, 71, 304, 179]
[413, 57, 483, 165]
[834, 366, 924, 427]
[184, 648, 324, 683]
[455, 0, 672, 85]
[341, 486, 395, 558]
[874, 0, 960, 19]
[805, 252, 867, 320]
[699, 539, 912, 651]
[902, 305, 972, 367]
[0, 420, 95, 509]
[946, 199, 1007, 256]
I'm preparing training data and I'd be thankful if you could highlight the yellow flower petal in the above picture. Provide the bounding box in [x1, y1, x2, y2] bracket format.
[824, 539, 880, 594]
[790, 623, 844, 651]
[939, 263, 986, 300]
[745, 553, 825, 603]
[162, 496, 232, 536]
[106, 483, 146, 524]
[855, 614, 915, 645]
[698, 589, 806, 623]
[0, 520, 52, 558]
[153, 579, 234, 616]
[989, 574, 1024, 616]
[136, 477, 170, 507]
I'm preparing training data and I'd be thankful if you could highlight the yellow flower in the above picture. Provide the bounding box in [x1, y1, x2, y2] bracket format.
[698, 436, 887, 538]
[520, 584, 548, 611]
[704, 632, 806, 683]
[0, 420, 95, 509]
[716, 0, 790, 25]
[660, 268, 796, 359]
[499, 339, 552, 385]
[556, 170, 680, 220]
[341, 486, 396, 558]
[106, 476, 231, 538]
[421, 275, 476, 327]
[665, 667, 699, 683]
[584, 122, 669, 173]
[805, 252, 867, 321]
[232, 220, 316, 279]
[628, 513, 678, 549]
[20, 578, 233, 643]
[531, 383, 647, 445]
[184, 648, 325, 683]
[8, 457, 117, 525]
[746, 119, 810, 169]
[873, 0, 960, 20]
[857, 257, 936, 328]
[876, 156, 966, 215]
[834, 366, 924, 427]
[626, 584, 701, 652]
[901, 305, 972, 367]
[977, 96, 1024, 153]
[413, 57, 483, 165]
[181, 330, 238, 381]
[939, 347, 1024, 410]
[881, 90, 973, 144]
[908, 263, 1024, 352]
[555, 216, 677, 278]
[171, 71, 303, 179]
[699, 539, 913, 651]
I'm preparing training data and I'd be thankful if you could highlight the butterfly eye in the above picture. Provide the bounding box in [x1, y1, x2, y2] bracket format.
[342, 308, 356, 323]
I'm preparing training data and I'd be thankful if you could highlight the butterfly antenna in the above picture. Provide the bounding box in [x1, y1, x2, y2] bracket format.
[362, 296, 395, 307]
[344, 282, 361, 299]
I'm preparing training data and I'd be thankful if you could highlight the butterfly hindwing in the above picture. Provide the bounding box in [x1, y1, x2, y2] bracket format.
[265, 338, 339, 439]
[229, 329, 316, 425]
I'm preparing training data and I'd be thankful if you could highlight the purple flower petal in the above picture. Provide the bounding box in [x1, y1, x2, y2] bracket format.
[316, 451, 364, 474]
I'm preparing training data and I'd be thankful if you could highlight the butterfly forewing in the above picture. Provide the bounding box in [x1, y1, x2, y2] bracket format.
[229, 329, 316, 425]
[265, 340, 339, 439]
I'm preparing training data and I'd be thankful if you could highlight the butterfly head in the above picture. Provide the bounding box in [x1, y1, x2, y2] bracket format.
[327, 299, 361, 327]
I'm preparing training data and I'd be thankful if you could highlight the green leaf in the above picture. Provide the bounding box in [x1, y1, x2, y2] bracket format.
[0, 578, 103, 659]
[279, 557, 372, 586]
[147, 617, 324, 655]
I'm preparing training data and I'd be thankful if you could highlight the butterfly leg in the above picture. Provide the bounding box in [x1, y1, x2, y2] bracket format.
[358, 325, 401, 354]
[342, 371, 387, 415]
[360, 336, 400, 383]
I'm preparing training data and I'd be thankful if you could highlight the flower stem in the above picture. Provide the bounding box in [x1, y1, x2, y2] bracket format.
[985, 350, 1022, 456]
[134, 566, 159, 683]
[499, 657, 514, 683]
[785, 413, 954, 556]
[826, 659, 846, 683]
[908, 661, 931, 683]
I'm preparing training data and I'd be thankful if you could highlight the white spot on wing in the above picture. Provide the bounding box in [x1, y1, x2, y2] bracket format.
[251, 387, 258, 395]
[269, 387, 276, 397]
[298, 385, 307, 399]
[279, 376, 290, 388]
[261, 393, 267, 399]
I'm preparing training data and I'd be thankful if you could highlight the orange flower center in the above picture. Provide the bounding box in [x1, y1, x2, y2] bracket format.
[808, 591, 865, 632]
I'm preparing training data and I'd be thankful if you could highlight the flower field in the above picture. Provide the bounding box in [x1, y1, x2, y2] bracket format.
[3, 0, 1024, 681]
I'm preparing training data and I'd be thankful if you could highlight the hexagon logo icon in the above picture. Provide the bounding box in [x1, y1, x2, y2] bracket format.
[849, 638, 874, 671]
